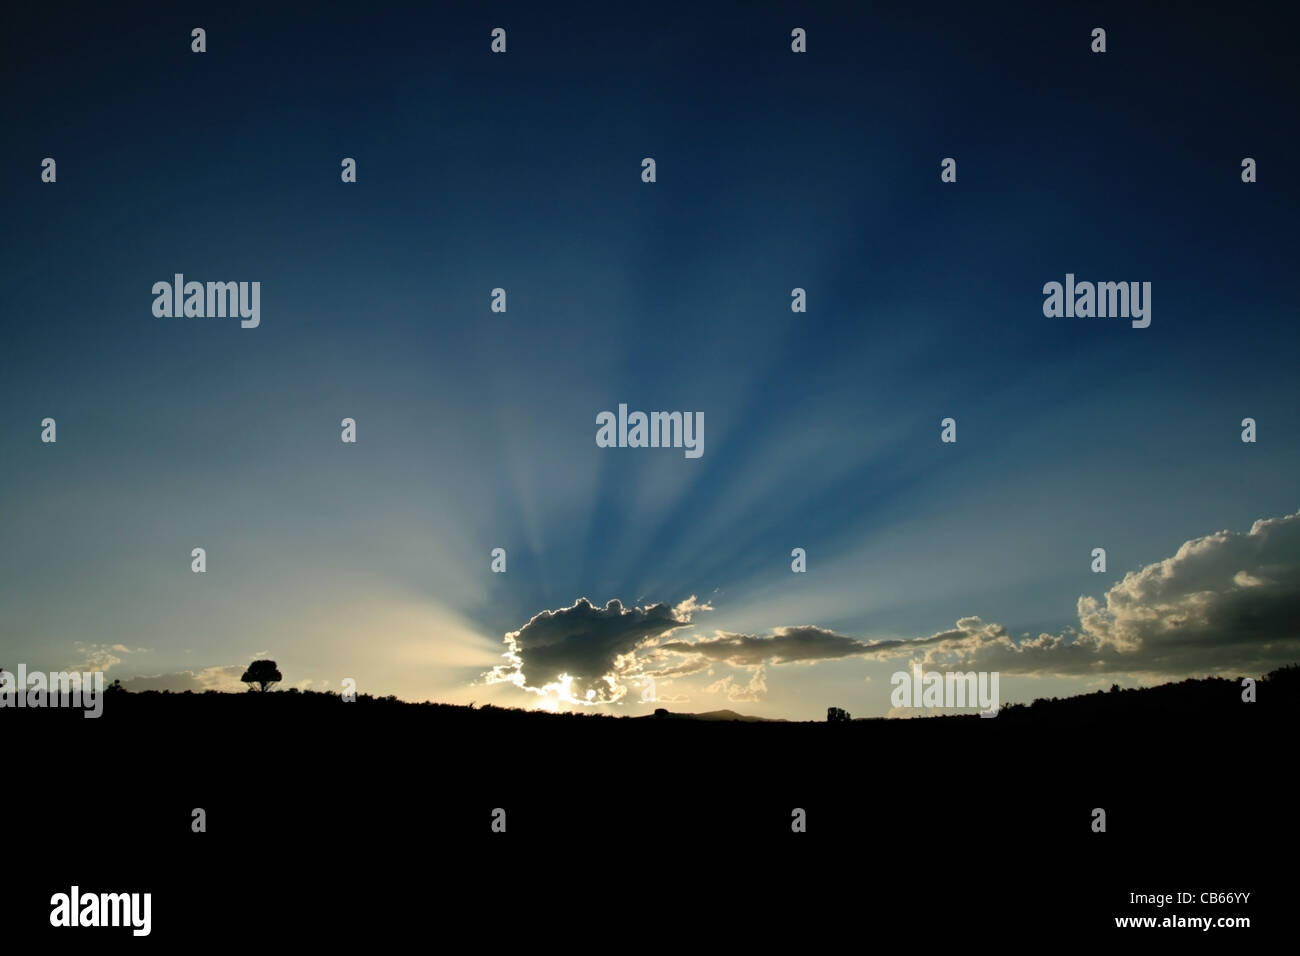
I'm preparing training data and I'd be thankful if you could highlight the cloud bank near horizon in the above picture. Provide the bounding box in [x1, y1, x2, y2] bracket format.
[487, 510, 1300, 706]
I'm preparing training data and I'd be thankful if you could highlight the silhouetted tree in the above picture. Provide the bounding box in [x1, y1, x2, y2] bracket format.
[241, 659, 282, 693]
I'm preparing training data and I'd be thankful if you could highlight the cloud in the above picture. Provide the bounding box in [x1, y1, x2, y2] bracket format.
[656, 510, 1300, 681]
[661, 626, 873, 665]
[69, 642, 134, 673]
[484, 596, 704, 704]
[873, 510, 1300, 677]
[706, 665, 767, 702]
[117, 665, 247, 693]
[648, 622, 965, 702]
[672, 595, 714, 618]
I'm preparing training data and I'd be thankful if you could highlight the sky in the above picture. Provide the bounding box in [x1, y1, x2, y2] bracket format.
[2, 1, 1297, 719]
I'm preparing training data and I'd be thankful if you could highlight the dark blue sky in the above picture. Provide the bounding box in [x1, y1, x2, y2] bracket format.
[3, 1, 1297, 716]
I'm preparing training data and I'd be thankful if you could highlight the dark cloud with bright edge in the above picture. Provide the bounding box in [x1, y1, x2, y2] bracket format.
[484, 596, 706, 704]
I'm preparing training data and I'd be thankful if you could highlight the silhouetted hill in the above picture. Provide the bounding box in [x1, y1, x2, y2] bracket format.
[9, 664, 1294, 941]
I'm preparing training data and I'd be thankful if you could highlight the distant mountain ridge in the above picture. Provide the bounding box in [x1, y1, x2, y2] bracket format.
[638, 708, 785, 722]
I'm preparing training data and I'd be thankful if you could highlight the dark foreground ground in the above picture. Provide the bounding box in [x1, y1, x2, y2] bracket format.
[7, 669, 1295, 944]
